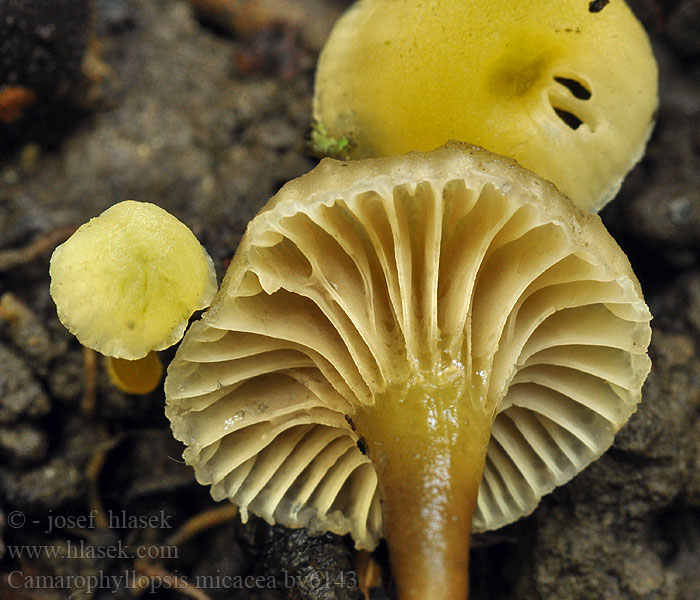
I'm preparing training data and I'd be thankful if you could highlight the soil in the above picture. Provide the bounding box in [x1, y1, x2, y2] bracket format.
[0, 1, 698, 599]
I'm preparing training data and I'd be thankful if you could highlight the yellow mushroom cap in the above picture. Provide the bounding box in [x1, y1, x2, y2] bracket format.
[50, 201, 217, 360]
[313, 0, 658, 212]
[165, 143, 651, 562]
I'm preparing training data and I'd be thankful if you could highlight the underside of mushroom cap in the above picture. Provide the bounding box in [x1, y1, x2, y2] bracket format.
[165, 142, 651, 549]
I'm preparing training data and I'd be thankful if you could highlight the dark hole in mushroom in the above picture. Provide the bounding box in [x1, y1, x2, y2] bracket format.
[553, 107, 583, 130]
[554, 77, 591, 100]
[589, 0, 609, 13]
[345, 414, 356, 431]
[356, 436, 367, 455]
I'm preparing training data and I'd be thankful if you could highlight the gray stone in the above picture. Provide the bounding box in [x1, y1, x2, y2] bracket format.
[0, 344, 49, 424]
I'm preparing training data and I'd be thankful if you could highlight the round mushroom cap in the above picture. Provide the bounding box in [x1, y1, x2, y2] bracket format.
[50, 201, 217, 360]
[313, 0, 658, 213]
[165, 143, 651, 550]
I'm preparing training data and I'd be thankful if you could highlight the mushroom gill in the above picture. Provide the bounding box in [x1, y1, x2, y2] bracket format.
[165, 143, 651, 599]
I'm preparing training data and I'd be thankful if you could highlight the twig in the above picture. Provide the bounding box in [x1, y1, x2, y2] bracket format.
[85, 437, 122, 530]
[189, 0, 341, 52]
[134, 561, 214, 600]
[166, 503, 239, 548]
[355, 550, 382, 600]
[81, 347, 98, 417]
[0, 225, 76, 272]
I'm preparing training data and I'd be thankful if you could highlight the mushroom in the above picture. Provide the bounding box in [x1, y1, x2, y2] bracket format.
[50, 201, 217, 394]
[165, 143, 651, 599]
[312, 0, 658, 213]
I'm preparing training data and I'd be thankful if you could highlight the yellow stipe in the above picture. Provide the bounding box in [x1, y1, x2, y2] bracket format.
[107, 352, 164, 395]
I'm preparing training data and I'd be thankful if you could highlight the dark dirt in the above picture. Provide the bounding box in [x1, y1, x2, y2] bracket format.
[0, 1, 698, 599]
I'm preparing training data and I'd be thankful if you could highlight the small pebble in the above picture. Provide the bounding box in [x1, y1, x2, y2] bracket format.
[98, 0, 136, 34]
[0, 423, 49, 466]
[666, 0, 700, 56]
[245, 118, 299, 150]
[628, 182, 700, 247]
[0, 344, 50, 424]
[0, 292, 61, 375]
[0, 458, 85, 509]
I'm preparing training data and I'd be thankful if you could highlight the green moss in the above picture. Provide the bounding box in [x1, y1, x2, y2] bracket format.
[308, 120, 355, 160]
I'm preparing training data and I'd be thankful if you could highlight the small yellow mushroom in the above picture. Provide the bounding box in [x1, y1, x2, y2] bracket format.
[50, 201, 217, 394]
[165, 143, 651, 598]
[313, 0, 658, 212]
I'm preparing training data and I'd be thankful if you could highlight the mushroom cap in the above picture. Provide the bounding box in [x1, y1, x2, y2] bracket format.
[50, 201, 217, 360]
[165, 143, 651, 549]
[313, 0, 658, 212]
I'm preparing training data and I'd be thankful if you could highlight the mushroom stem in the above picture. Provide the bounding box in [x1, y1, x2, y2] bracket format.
[106, 352, 164, 395]
[356, 366, 492, 600]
